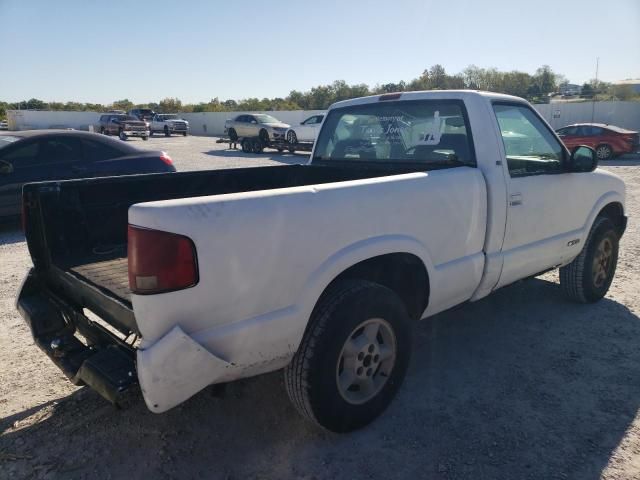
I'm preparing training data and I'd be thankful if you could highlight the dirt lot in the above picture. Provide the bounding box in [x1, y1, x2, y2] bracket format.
[1, 136, 639, 480]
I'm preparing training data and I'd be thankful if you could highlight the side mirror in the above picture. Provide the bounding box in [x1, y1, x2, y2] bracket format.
[0, 160, 13, 174]
[569, 146, 597, 172]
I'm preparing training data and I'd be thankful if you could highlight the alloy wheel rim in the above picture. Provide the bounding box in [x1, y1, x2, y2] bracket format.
[336, 318, 396, 405]
[596, 146, 610, 159]
[592, 237, 613, 288]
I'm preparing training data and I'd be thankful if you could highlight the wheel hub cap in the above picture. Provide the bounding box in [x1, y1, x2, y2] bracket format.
[336, 318, 396, 405]
[592, 237, 613, 288]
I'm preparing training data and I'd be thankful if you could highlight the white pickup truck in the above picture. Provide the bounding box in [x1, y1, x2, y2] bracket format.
[17, 91, 626, 433]
[149, 114, 189, 137]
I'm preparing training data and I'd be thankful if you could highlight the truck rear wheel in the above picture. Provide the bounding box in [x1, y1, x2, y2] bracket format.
[251, 138, 263, 153]
[164, 126, 170, 137]
[559, 216, 619, 303]
[284, 280, 412, 432]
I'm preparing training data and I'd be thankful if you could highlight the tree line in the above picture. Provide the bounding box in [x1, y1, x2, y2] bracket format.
[1, 64, 637, 119]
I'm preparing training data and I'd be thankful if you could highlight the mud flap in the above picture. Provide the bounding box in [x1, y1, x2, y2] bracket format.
[137, 325, 233, 413]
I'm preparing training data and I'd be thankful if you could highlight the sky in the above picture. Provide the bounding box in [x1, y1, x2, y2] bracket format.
[1, 0, 639, 104]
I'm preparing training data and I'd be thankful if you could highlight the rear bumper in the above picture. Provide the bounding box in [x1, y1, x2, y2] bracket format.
[16, 270, 137, 404]
[17, 271, 299, 413]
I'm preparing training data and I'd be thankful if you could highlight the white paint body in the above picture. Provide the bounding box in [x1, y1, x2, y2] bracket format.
[129, 91, 626, 413]
[285, 114, 325, 142]
[149, 114, 189, 134]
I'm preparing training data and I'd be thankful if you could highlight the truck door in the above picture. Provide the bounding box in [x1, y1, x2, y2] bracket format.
[492, 102, 591, 288]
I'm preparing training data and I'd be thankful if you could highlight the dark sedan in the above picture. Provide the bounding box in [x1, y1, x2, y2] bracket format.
[0, 130, 176, 218]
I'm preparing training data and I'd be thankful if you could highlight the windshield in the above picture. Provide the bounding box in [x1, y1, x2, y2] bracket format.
[313, 100, 475, 166]
[0, 136, 19, 149]
[160, 114, 178, 120]
[254, 114, 280, 124]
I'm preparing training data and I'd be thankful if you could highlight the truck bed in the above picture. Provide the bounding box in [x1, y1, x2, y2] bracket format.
[23, 163, 421, 333]
[69, 256, 130, 302]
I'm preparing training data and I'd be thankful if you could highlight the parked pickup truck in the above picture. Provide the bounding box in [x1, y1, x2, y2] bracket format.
[98, 114, 149, 141]
[17, 91, 626, 433]
[149, 114, 189, 137]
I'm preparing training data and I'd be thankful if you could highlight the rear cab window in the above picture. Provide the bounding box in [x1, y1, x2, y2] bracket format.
[313, 99, 476, 168]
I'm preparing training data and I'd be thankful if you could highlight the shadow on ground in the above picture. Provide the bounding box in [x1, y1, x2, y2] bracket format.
[0, 221, 24, 246]
[2, 277, 639, 479]
[203, 148, 309, 165]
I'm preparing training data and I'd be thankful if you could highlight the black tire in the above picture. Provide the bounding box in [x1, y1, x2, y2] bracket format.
[560, 217, 619, 303]
[241, 138, 251, 153]
[277, 148, 284, 153]
[251, 138, 264, 153]
[287, 130, 298, 145]
[164, 126, 170, 137]
[142, 136, 148, 141]
[183, 131, 187, 137]
[259, 129, 270, 145]
[119, 130, 127, 141]
[100, 127, 105, 135]
[595, 144, 613, 160]
[288, 147, 296, 153]
[285, 280, 413, 432]
[228, 128, 238, 142]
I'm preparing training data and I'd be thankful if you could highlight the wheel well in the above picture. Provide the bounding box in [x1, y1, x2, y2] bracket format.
[598, 202, 625, 235]
[322, 253, 429, 320]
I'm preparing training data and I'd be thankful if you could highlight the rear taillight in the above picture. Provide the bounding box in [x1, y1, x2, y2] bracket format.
[159, 152, 173, 166]
[128, 225, 198, 295]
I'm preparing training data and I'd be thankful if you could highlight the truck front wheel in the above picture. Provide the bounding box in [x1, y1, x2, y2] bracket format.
[164, 126, 170, 137]
[285, 280, 412, 432]
[560, 217, 619, 303]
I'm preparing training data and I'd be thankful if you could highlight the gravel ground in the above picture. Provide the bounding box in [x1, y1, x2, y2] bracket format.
[1, 136, 639, 480]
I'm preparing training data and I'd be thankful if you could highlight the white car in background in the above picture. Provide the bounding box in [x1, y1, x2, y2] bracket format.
[285, 114, 324, 144]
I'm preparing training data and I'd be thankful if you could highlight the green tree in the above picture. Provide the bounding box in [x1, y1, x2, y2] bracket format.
[581, 83, 594, 98]
[534, 65, 556, 95]
[158, 97, 183, 113]
[109, 99, 134, 111]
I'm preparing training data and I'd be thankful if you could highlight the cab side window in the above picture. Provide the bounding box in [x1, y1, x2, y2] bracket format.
[493, 103, 565, 177]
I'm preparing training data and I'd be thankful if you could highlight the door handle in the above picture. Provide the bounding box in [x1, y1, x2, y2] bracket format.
[509, 193, 523, 206]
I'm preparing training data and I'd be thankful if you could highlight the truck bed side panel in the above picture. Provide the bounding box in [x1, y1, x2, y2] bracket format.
[130, 167, 487, 350]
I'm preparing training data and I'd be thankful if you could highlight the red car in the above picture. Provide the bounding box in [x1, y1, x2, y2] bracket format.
[556, 123, 639, 160]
